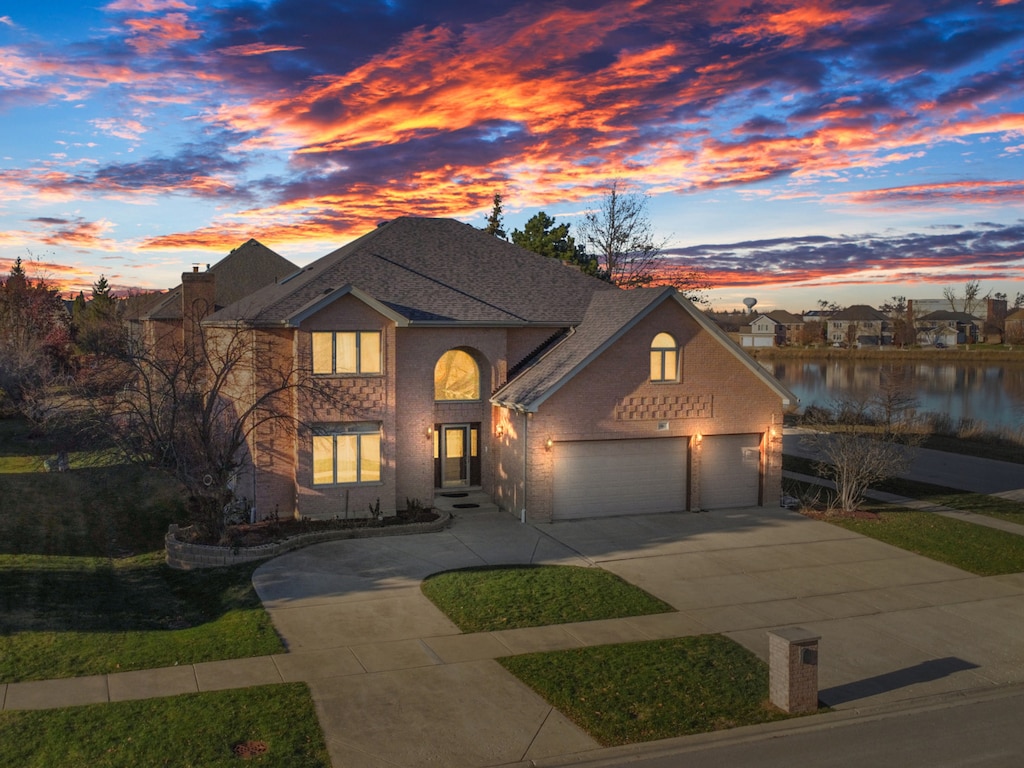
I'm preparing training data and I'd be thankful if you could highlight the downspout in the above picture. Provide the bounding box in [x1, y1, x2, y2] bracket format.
[521, 409, 528, 524]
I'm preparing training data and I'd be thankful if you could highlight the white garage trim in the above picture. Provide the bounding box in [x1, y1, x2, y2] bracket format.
[698, 433, 762, 509]
[552, 438, 688, 520]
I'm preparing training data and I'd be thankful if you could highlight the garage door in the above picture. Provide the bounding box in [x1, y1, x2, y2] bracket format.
[552, 438, 687, 520]
[699, 434, 762, 509]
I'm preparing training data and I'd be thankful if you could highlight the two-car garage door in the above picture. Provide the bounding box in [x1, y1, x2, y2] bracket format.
[551, 434, 762, 519]
[552, 438, 687, 520]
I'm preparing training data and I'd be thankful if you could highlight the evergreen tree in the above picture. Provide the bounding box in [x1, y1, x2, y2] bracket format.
[483, 192, 507, 239]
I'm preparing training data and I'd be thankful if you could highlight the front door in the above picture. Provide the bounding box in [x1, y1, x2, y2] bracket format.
[434, 423, 481, 488]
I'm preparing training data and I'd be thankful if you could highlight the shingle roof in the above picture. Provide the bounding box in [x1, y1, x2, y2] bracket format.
[765, 310, 803, 325]
[919, 310, 982, 322]
[493, 288, 797, 412]
[830, 304, 887, 321]
[207, 217, 615, 326]
[146, 239, 298, 321]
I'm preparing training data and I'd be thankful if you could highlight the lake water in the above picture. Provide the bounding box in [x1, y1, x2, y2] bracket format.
[761, 358, 1024, 431]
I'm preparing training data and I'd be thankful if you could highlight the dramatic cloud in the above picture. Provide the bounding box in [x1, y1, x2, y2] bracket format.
[0, 0, 1022, 302]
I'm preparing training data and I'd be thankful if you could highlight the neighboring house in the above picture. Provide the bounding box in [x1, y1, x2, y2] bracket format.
[145, 217, 794, 523]
[828, 305, 891, 347]
[139, 238, 298, 347]
[915, 310, 982, 346]
[738, 310, 803, 347]
[1006, 309, 1024, 344]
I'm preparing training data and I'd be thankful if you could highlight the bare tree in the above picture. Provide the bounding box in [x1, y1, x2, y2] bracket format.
[799, 396, 919, 512]
[577, 182, 711, 302]
[58, 305, 348, 540]
[943, 280, 989, 316]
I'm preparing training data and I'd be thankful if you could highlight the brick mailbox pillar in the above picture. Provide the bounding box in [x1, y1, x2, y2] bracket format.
[768, 627, 820, 714]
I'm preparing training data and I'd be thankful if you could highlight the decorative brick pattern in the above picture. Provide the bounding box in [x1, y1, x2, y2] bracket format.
[614, 393, 712, 420]
[768, 627, 820, 714]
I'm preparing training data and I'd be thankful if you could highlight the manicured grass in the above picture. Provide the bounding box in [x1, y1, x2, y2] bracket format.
[0, 683, 330, 768]
[421, 564, 673, 632]
[0, 553, 283, 682]
[499, 635, 790, 746]
[825, 510, 1024, 576]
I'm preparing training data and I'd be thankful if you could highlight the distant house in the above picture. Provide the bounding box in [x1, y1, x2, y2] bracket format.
[739, 310, 804, 347]
[139, 217, 795, 522]
[828, 305, 891, 347]
[1006, 309, 1024, 344]
[915, 310, 982, 346]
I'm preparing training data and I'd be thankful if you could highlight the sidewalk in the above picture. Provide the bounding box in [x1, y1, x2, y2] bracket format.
[6, 501, 1024, 767]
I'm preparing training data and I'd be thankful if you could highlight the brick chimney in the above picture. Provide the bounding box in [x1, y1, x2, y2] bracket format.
[181, 266, 215, 346]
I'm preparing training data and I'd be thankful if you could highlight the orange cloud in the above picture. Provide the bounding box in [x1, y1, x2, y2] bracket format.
[124, 13, 202, 54]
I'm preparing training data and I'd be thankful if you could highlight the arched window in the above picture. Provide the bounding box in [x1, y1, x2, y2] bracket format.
[434, 350, 480, 400]
[650, 332, 678, 382]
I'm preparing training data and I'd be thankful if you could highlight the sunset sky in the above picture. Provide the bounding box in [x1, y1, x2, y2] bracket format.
[2, 0, 1023, 311]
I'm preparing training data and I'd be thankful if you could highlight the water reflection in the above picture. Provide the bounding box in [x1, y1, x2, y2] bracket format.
[764, 358, 1024, 430]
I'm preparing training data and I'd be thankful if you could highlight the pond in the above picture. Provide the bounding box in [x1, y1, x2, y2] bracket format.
[761, 358, 1024, 431]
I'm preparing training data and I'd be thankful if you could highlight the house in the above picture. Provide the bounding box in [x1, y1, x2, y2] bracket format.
[738, 310, 804, 347]
[1006, 309, 1024, 344]
[827, 305, 891, 347]
[915, 310, 982, 346]
[149, 217, 795, 523]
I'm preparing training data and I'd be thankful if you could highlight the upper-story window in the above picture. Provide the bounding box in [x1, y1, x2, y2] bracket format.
[312, 331, 381, 375]
[650, 332, 678, 382]
[434, 349, 480, 401]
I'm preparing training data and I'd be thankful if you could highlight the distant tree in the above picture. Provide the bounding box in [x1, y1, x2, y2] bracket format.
[482, 192, 507, 240]
[576, 182, 711, 303]
[1014, 292, 1024, 310]
[799, 321, 824, 346]
[74, 275, 126, 355]
[879, 296, 914, 347]
[511, 211, 579, 262]
[0, 255, 71, 416]
[943, 280, 989, 316]
[817, 299, 843, 313]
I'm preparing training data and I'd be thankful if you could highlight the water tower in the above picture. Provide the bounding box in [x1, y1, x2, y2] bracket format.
[742, 297, 758, 314]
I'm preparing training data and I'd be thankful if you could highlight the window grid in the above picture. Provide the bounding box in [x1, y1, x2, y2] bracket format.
[312, 331, 382, 375]
[650, 332, 679, 383]
[312, 427, 382, 485]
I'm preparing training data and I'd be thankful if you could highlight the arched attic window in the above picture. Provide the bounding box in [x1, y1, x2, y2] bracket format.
[434, 349, 480, 401]
[650, 332, 679, 382]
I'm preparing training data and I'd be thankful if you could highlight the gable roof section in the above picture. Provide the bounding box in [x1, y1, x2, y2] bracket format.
[493, 287, 796, 412]
[208, 217, 615, 327]
[831, 304, 887, 321]
[146, 239, 299, 321]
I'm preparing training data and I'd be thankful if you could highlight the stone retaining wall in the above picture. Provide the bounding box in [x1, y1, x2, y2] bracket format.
[165, 513, 452, 570]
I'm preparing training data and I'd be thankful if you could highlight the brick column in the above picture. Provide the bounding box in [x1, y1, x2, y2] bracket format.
[768, 627, 820, 714]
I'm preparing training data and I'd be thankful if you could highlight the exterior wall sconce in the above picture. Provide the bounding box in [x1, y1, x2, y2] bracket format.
[496, 424, 504, 438]
[426, 426, 433, 439]
[694, 431, 703, 444]
[545, 437, 553, 450]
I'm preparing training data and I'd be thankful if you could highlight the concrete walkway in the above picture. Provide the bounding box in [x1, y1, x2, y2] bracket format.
[6, 496, 1024, 767]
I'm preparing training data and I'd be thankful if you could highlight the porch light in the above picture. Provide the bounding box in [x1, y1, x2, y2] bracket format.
[426, 426, 433, 439]
[496, 424, 504, 438]
[694, 431, 703, 444]
[545, 437, 553, 450]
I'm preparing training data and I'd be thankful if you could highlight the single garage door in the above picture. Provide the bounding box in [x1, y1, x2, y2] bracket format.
[552, 438, 687, 520]
[699, 433, 762, 509]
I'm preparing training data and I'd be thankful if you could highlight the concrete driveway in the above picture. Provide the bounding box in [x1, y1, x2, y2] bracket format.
[252, 501, 1024, 768]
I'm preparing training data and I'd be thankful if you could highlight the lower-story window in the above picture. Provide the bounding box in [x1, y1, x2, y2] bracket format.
[313, 423, 381, 485]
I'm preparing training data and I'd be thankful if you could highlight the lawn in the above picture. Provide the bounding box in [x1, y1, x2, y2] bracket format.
[0, 683, 330, 768]
[500, 635, 791, 746]
[0, 417, 283, 682]
[825, 510, 1024, 576]
[420, 564, 674, 632]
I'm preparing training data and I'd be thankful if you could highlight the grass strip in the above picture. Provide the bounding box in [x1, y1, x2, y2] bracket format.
[499, 635, 790, 746]
[823, 510, 1024, 576]
[421, 564, 673, 632]
[0, 683, 330, 768]
[0, 553, 282, 682]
